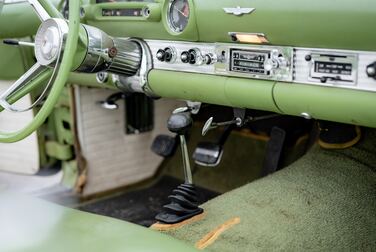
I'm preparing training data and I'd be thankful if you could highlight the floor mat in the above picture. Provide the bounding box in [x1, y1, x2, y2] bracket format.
[78, 176, 219, 227]
[162, 128, 376, 251]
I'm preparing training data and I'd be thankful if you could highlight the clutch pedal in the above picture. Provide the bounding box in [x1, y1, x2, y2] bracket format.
[151, 135, 178, 157]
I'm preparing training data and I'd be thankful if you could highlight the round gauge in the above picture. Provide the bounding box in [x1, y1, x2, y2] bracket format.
[168, 0, 190, 33]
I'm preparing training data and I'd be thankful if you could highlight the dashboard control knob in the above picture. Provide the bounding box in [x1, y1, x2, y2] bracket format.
[264, 52, 288, 72]
[366, 62, 376, 79]
[188, 49, 198, 64]
[204, 53, 217, 65]
[157, 47, 175, 62]
[264, 59, 279, 72]
[305, 54, 312, 62]
[181, 51, 190, 63]
[164, 47, 173, 62]
[156, 49, 166, 61]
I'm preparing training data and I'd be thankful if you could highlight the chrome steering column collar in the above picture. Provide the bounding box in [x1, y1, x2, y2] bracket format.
[76, 26, 156, 97]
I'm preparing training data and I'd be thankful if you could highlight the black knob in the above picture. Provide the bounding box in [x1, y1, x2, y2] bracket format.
[164, 47, 173, 62]
[205, 54, 212, 65]
[366, 62, 376, 79]
[181, 51, 190, 63]
[156, 49, 166, 62]
[167, 113, 192, 135]
[188, 49, 197, 64]
[305, 54, 312, 62]
[320, 76, 328, 83]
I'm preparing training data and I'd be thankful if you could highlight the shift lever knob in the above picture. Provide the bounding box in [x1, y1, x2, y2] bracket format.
[167, 113, 192, 135]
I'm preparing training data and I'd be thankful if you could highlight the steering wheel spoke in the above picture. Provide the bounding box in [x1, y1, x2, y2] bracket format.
[28, 0, 51, 21]
[0, 63, 48, 112]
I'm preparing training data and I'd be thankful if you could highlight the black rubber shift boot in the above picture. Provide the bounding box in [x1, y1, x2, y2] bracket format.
[155, 183, 204, 224]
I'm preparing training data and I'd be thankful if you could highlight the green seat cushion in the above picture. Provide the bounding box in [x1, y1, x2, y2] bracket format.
[0, 191, 198, 252]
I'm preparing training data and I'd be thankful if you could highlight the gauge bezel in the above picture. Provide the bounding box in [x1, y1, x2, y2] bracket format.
[167, 0, 190, 34]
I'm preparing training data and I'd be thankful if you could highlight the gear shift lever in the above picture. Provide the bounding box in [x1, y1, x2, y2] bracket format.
[155, 111, 203, 224]
[167, 113, 193, 184]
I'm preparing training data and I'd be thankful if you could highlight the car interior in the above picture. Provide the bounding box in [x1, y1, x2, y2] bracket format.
[0, 0, 375, 251]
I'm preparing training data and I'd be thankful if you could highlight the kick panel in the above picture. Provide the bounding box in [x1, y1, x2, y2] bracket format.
[148, 40, 376, 92]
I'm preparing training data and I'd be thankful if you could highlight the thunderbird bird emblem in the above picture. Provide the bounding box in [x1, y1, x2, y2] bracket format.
[223, 6, 255, 16]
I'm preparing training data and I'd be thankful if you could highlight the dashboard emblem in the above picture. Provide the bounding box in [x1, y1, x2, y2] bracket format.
[223, 6, 255, 16]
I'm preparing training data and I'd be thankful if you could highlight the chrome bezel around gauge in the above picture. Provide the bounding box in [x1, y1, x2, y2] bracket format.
[167, 0, 190, 34]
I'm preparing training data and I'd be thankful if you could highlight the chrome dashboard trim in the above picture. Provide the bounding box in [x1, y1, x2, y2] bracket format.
[146, 40, 376, 92]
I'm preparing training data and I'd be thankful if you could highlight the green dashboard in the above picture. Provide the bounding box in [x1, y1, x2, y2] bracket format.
[1, 0, 376, 128]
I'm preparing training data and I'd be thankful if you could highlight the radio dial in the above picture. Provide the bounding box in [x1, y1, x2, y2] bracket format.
[264, 55, 288, 72]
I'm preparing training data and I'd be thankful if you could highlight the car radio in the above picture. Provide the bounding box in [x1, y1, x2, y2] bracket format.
[215, 45, 294, 82]
[307, 53, 357, 85]
[230, 49, 269, 75]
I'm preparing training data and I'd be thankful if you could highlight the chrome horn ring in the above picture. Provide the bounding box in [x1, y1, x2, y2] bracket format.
[0, 1, 69, 112]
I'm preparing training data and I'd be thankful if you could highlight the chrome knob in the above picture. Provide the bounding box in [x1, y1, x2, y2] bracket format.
[264, 58, 278, 72]
[156, 49, 165, 61]
[157, 47, 175, 62]
[204, 53, 217, 65]
[264, 51, 288, 72]
[366, 62, 376, 79]
[181, 51, 190, 63]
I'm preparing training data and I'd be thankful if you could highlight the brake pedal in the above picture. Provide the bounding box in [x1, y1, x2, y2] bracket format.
[193, 142, 223, 167]
[193, 124, 234, 167]
[151, 135, 178, 157]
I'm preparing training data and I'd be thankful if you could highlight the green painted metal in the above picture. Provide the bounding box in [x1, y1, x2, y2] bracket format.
[52, 106, 74, 145]
[0, 0, 80, 143]
[273, 83, 376, 128]
[83, 0, 376, 50]
[0, 3, 40, 38]
[0, 69, 52, 113]
[1, 0, 375, 51]
[0, 0, 61, 38]
[62, 160, 78, 188]
[194, 0, 376, 51]
[0, 191, 199, 252]
[149, 70, 376, 128]
[45, 141, 73, 160]
[148, 70, 280, 113]
[39, 0, 63, 18]
[0, 43, 29, 80]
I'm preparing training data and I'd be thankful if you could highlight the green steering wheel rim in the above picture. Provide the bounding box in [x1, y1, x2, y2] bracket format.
[0, 0, 79, 143]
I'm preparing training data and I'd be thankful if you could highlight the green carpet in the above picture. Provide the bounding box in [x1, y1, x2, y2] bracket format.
[162, 125, 308, 193]
[162, 128, 376, 251]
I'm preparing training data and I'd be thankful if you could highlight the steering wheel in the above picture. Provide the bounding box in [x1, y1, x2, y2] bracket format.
[0, 0, 80, 143]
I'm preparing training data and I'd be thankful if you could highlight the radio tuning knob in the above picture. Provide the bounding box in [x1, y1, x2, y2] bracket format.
[264, 59, 279, 71]
[264, 55, 288, 72]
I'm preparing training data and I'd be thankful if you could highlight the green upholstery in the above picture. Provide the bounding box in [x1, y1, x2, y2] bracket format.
[0, 192, 198, 252]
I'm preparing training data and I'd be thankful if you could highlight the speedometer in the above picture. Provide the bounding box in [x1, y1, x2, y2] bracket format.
[167, 0, 190, 33]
